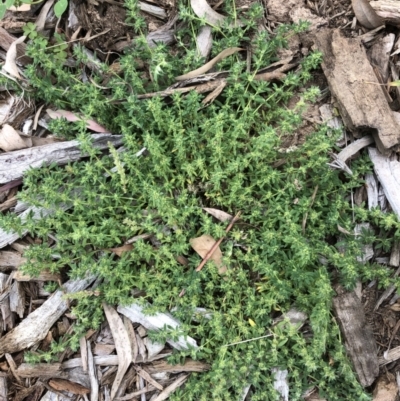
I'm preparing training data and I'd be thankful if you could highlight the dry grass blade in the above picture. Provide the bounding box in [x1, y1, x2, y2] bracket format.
[352, 0, 383, 29]
[3, 36, 26, 79]
[175, 47, 243, 81]
[103, 304, 133, 400]
[190, 0, 226, 26]
[151, 374, 189, 401]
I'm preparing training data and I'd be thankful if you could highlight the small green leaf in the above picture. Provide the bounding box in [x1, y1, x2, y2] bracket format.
[388, 80, 400, 87]
[54, 0, 67, 17]
[0, 0, 14, 18]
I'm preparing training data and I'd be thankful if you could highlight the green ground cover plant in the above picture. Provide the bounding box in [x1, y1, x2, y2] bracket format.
[2, 1, 400, 399]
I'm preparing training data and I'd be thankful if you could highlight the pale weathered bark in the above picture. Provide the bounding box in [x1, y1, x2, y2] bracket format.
[314, 29, 400, 152]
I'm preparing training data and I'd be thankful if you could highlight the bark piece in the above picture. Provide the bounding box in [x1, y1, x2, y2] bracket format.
[103, 304, 133, 400]
[9, 281, 24, 318]
[370, 0, 400, 26]
[365, 173, 379, 210]
[314, 29, 400, 152]
[151, 374, 189, 401]
[368, 147, 400, 217]
[146, 359, 210, 374]
[333, 289, 379, 386]
[87, 341, 99, 401]
[16, 363, 65, 378]
[0, 251, 25, 268]
[118, 302, 198, 351]
[367, 34, 395, 83]
[0, 133, 122, 184]
[0, 275, 96, 354]
[380, 345, 400, 365]
[13, 270, 60, 281]
[0, 374, 6, 401]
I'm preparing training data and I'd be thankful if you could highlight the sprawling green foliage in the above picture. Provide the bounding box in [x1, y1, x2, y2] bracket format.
[1, 1, 399, 399]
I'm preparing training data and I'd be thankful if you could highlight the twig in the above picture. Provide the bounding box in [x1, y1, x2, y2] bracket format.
[195, 211, 241, 272]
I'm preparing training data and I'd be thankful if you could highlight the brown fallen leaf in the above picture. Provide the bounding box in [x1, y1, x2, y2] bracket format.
[103, 304, 133, 400]
[46, 109, 108, 133]
[190, 234, 226, 274]
[0, 125, 31, 151]
[175, 47, 243, 81]
[202, 208, 233, 222]
[49, 379, 90, 395]
[2, 36, 26, 79]
[352, 0, 383, 29]
[108, 244, 134, 257]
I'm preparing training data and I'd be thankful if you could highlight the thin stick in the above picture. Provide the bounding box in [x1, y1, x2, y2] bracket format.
[195, 211, 241, 272]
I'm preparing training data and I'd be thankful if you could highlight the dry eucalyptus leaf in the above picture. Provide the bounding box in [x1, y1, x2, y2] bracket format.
[3, 36, 26, 79]
[175, 47, 243, 81]
[49, 379, 90, 395]
[202, 208, 232, 222]
[103, 304, 133, 400]
[352, 0, 383, 29]
[35, 0, 55, 32]
[46, 109, 108, 133]
[108, 244, 133, 257]
[0, 124, 31, 151]
[190, 234, 226, 274]
[191, 0, 226, 26]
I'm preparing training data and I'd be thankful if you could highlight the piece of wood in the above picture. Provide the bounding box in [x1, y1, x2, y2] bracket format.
[314, 29, 400, 152]
[333, 289, 379, 386]
[9, 281, 25, 318]
[0, 251, 25, 268]
[365, 173, 379, 210]
[0, 133, 122, 184]
[87, 341, 99, 401]
[16, 363, 66, 378]
[151, 374, 189, 401]
[118, 302, 198, 351]
[368, 147, 400, 216]
[0, 275, 96, 354]
[13, 270, 60, 281]
[370, 0, 400, 26]
[103, 304, 133, 400]
[146, 359, 210, 374]
[380, 345, 400, 365]
[0, 374, 6, 401]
